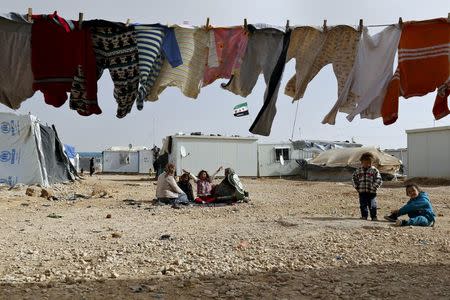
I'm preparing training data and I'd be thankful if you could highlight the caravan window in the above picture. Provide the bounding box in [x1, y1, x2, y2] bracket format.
[275, 148, 290, 161]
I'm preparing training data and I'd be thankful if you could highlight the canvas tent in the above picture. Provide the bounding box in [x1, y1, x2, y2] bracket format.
[64, 144, 80, 172]
[298, 147, 401, 181]
[0, 112, 76, 186]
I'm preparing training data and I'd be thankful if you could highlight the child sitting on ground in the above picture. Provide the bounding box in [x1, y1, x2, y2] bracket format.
[384, 183, 436, 227]
[177, 173, 194, 202]
[183, 166, 223, 199]
[352, 152, 382, 221]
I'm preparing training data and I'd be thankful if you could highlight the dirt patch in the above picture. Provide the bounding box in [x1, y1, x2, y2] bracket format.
[0, 174, 449, 299]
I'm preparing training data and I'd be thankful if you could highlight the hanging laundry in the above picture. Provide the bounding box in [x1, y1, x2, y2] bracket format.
[31, 12, 100, 115]
[83, 20, 139, 118]
[284, 26, 360, 105]
[202, 27, 248, 87]
[146, 25, 210, 101]
[249, 28, 291, 136]
[0, 13, 34, 110]
[221, 24, 287, 136]
[222, 24, 285, 97]
[135, 24, 182, 110]
[382, 18, 450, 125]
[323, 25, 401, 124]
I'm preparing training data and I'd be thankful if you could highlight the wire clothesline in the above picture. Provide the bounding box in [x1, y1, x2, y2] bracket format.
[25, 7, 450, 30]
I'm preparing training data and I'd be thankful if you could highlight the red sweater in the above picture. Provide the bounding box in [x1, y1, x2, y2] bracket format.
[31, 12, 100, 114]
[382, 18, 449, 125]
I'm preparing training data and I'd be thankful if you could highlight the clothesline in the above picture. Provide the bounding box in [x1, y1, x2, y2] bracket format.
[1, 10, 449, 137]
[24, 7, 450, 30]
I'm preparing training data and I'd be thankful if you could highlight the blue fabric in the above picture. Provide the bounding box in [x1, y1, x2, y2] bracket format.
[162, 28, 182, 67]
[405, 215, 432, 227]
[64, 144, 76, 159]
[359, 193, 377, 219]
[398, 192, 435, 222]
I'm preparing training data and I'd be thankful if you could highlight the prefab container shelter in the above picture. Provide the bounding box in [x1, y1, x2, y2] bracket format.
[257, 142, 315, 177]
[102, 146, 153, 174]
[406, 126, 450, 178]
[168, 135, 258, 177]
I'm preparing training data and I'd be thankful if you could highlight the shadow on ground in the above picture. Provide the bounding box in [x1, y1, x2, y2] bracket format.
[1, 263, 449, 299]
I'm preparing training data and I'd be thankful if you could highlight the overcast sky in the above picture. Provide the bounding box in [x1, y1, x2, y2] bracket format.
[2, 0, 449, 151]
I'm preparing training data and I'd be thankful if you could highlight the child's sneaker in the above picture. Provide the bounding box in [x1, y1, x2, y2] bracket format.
[360, 217, 368, 220]
[371, 217, 378, 221]
[384, 214, 398, 222]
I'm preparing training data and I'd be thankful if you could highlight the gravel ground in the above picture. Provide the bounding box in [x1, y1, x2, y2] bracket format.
[0, 174, 449, 299]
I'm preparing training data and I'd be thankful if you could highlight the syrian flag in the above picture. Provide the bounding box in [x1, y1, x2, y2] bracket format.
[233, 102, 249, 117]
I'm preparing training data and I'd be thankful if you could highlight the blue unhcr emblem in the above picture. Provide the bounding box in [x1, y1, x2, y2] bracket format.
[0, 149, 17, 164]
[0, 151, 12, 162]
[0, 176, 18, 186]
[0, 120, 19, 136]
[1, 122, 10, 134]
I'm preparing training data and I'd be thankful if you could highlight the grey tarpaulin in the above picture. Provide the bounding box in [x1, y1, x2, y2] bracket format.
[39, 125, 75, 184]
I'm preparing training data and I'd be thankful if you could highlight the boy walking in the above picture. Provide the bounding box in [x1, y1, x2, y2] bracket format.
[352, 152, 382, 221]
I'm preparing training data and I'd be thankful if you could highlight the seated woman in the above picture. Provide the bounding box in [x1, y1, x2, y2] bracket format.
[183, 166, 223, 200]
[212, 168, 249, 203]
[156, 163, 189, 208]
[384, 183, 436, 227]
[178, 172, 194, 202]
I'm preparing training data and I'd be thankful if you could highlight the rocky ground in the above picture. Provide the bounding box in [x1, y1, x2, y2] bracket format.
[0, 174, 449, 299]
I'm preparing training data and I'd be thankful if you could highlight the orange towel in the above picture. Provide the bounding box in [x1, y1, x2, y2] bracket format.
[382, 18, 450, 125]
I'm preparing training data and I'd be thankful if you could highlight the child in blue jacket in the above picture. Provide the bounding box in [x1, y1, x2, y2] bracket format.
[384, 183, 435, 226]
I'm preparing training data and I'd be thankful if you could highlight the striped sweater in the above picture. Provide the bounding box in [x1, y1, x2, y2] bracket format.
[382, 18, 450, 125]
[135, 24, 182, 110]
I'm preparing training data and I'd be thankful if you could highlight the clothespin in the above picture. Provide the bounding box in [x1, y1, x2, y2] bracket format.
[244, 18, 247, 29]
[125, 19, 131, 26]
[27, 8, 32, 22]
[323, 19, 327, 32]
[78, 13, 83, 30]
[447, 12, 450, 21]
[285, 19, 290, 31]
[398, 17, 403, 28]
[205, 17, 210, 30]
[359, 19, 363, 32]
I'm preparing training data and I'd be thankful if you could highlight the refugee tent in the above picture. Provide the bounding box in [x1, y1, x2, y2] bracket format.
[291, 140, 363, 154]
[0, 112, 76, 186]
[298, 147, 401, 181]
[64, 144, 79, 172]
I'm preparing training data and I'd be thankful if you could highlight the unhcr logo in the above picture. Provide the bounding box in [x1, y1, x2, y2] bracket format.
[0, 149, 18, 164]
[0, 176, 18, 186]
[0, 120, 19, 136]
[1, 122, 11, 134]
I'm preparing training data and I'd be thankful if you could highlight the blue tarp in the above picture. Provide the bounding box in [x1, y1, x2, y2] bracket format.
[64, 144, 76, 159]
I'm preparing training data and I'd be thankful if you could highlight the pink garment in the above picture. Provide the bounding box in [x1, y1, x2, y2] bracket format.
[197, 180, 213, 196]
[203, 27, 248, 86]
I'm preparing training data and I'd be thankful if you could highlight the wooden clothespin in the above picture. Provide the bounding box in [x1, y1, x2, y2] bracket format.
[78, 13, 83, 30]
[323, 19, 327, 32]
[27, 8, 32, 22]
[126, 19, 131, 26]
[205, 17, 210, 29]
[286, 19, 290, 31]
[398, 17, 403, 28]
[359, 19, 363, 32]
